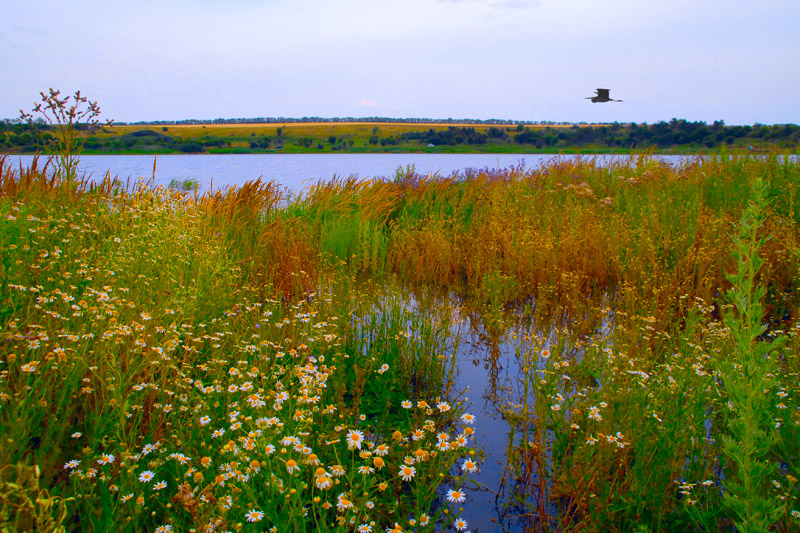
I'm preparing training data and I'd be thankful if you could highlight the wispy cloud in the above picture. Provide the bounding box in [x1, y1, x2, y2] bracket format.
[489, 0, 539, 8]
[358, 99, 380, 108]
[437, 0, 539, 7]
[8, 23, 47, 37]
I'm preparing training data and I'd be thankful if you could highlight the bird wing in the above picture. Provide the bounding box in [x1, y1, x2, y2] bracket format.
[596, 88, 610, 98]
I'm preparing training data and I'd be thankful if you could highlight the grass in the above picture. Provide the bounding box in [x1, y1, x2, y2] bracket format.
[100, 122, 579, 140]
[0, 157, 478, 532]
[1, 151, 799, 531]
[79, 123, 635, 155]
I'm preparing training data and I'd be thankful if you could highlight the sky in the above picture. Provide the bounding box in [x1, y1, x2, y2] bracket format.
[2, 0, 799, 125]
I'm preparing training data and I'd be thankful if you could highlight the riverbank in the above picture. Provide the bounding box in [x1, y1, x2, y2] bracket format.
[2, 120, 796, 155]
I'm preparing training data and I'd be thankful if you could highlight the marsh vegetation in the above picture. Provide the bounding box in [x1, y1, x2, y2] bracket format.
[1, 150, 800, 531]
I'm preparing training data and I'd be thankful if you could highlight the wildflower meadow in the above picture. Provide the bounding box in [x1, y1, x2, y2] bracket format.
[1, 149, 800, 532]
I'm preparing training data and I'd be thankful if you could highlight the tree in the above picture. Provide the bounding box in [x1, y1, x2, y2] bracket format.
[178, 141, 205, 153]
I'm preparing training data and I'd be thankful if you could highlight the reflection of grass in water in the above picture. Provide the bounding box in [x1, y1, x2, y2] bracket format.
[2, 151, 800, 531]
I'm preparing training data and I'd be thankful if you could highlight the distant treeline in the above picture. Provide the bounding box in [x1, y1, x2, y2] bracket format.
[1, 119, 797, 153]
[399, 120, 800, 149]
[116, 117, 540, 126]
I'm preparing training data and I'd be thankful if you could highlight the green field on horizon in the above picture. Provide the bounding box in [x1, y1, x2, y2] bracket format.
[92, 122, 592, 154]
[4, 120, 796, 156]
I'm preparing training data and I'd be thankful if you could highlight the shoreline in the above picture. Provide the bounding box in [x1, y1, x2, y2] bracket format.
[2, 147, 750, 156]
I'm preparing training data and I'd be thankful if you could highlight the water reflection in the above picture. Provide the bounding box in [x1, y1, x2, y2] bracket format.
[448, 300, 612, 531]
[451, 309, 539, 531]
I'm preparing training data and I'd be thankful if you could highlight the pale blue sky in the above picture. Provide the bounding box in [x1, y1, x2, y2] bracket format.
[2, 0, 798, 125]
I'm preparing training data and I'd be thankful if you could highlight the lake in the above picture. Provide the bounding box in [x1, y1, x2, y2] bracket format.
[3, 153, 690, 195]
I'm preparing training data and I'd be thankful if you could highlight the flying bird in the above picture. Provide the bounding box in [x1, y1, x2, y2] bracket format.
[585, 88, 622, 103]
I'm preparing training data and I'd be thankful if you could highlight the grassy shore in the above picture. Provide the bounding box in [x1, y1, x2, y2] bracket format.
[1, 153, 799, 531]
[88, 122, 603, 155]
[7, 120, 792, 155]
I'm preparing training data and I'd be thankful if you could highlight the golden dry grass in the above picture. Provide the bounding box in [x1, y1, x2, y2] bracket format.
[100, 121, 596, 140]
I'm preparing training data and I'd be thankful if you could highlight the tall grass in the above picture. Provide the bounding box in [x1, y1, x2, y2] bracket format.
[0, 158, 478, 532]
[280, 151, 800, 530]
[286, 154, 800, 327]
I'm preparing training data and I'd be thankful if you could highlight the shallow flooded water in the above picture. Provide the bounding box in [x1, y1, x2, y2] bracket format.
[443, 299, 613, 531]
[371, 286, 550, 530]
[453, 321, 530, 532]
[446, 311, 561, 531]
